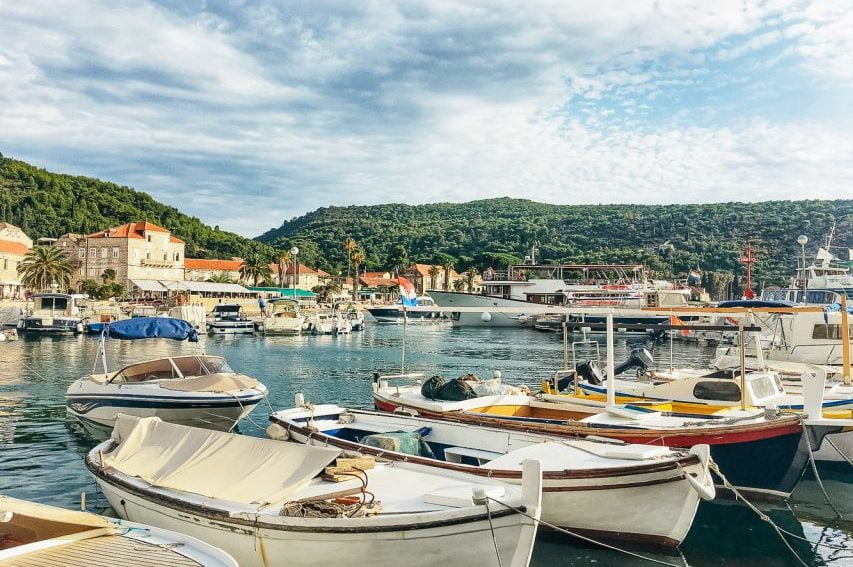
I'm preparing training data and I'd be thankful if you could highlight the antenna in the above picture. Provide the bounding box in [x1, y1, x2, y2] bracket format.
[738, 243, 756, 299]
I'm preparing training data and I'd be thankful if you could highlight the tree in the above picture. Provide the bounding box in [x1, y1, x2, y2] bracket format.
[442, 259, 455, 291]
[350, 246, 365, 301]
[80, 279, 100, 297]
[101, 268, 117, 284]
[453, 278, 466, 291]
[427, 265, 440, 290]
[389, 244, 409, 276]
[274, 250, 292, 287]
[312, 281, 342, 303]
[343, 237, 357, 292]
[207, 272, 233, 284]
[465, 267, 478, 292]
[239, 255, 271, 286]
[18, 246, 72, 292]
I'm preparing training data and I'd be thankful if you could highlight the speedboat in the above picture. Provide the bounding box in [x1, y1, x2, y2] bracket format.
[66, 318, 267, 430]
[345, 308, 365, 330]
[207, 303, 255, 334]
[307, 309, 351, 334]
[270, 402, 713, 547]
[259, 298, 305, 335]
[20, 293, 85, 334]
[370, 372, 817, 499]
[88, 415, 542, 567]
[0, 495, 236, 566]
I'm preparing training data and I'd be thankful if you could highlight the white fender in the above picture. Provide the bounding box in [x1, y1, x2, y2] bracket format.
[687, 444, 716, 501]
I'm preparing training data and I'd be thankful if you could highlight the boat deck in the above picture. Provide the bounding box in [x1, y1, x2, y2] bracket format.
[2, 534, 202, 567]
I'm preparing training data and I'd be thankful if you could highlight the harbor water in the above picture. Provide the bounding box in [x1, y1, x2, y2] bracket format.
[1, 324, 851, 566]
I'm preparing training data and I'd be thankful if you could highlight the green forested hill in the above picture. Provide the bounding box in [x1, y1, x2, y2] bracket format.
[258, 198, 853, 289]
[0, 154, 266, 258]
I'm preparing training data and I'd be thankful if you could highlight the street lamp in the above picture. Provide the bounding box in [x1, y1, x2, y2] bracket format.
[797, 235, 808, 294]
[290, 246, 299, 300]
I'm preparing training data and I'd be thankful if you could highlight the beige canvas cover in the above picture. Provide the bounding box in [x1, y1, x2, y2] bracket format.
[0, 496, 113, 531]
[158, 373, 262, 393]
[103, 416, 341, 506]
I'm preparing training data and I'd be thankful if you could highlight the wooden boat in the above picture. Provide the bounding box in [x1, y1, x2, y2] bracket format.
[0, 495, 236, 566]
[371, 373, 819, 499]
[88, 415, 543, 567]
[67, 318, 267, 430]
[269, 403, 714, 547]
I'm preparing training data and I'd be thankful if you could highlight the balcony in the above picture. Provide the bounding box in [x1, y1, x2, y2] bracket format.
[140, 259, 179, 268]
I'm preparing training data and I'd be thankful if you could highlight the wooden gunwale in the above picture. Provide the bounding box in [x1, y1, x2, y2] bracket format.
[271, 414, 701, 482]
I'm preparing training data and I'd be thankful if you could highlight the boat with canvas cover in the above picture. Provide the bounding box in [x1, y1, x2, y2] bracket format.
[269, 402, 714, 547]
[258, 297, 305, 335]
[87, 415, 542, 567]
[371, 372, 820, 499]
[66, 318, 267, 430]
[0, 495, 236, 566]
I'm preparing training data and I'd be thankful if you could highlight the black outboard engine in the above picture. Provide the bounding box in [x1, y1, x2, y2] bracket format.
[614, 347, 655, 376]
[574, 359, 604, 385]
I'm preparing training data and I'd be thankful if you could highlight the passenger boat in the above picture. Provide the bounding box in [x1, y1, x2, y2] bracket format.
[20, 293, 85, 334]
[269, 403, 714, 547]
[371, 373, 817, 499]
[66, 318, 267, 430]
[259, 298, 305, 335]
[207, 303, 255, 334]
[88, 415, 542, 567]
[366, 296, 446, 323]
[0, 495, 236, 566]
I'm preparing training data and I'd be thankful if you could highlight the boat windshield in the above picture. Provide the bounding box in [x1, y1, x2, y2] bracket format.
[112, 355, 233, 383]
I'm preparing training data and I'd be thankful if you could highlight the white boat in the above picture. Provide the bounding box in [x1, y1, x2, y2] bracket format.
[88, 415, 543, 567]
[0, 495, 236, 566]
[259, 298, 305, 335]
[345, 308, 365, 330]
[366, 296, 447, 323]
[66, 318, 267, 430]
[308, 309, 351, 334]
[207, 303, 255, 334]
[20, 293, 85, 334]
[269, 403, 713, 547]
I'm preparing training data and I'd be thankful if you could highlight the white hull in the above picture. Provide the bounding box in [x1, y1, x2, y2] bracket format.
[260, 317, 305, 335]
[284, 427, 704, 546]
[428, 291, 538, 327]
[67, 400, 260, 431]
[208, 321, 255, 334]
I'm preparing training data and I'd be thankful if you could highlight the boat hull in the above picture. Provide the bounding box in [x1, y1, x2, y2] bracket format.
[427, 291, 537, 327]
[275, 417, 704, 546]
[21, 316, 83, 334]
[90, 468, 538, 567]
[366, 308, 446, 323]
[207, 321, 255, 334]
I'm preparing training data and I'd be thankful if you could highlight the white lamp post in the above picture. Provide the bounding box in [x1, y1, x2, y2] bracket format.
[290, 246, 299, 300]
[797, 235, 808, 294]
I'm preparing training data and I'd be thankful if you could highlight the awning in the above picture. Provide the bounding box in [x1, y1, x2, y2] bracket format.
[248, 287, 316, 298]
[131, 279, 168, 292]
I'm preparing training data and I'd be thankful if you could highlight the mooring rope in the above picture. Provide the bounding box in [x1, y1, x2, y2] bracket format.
[825, 437, 853, 469]
[803, 430, 843, 519]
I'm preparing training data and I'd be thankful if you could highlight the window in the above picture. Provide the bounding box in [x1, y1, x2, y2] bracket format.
[175, 253, 180, 261]
[101, 247, 108, 259]
[133, 250, 139, 261]
[812, 324, 853, 340]
[88, 267, 98, 276]
[112, 247, 119, 259]
[147, 234, 152, 242]
[693, 381, 741, 402]
[89, 247, 97, 258]
[79, 267, 84, 276]
[2, 259, 6, 270]
[146, 252, 151, 260]
[163, 253, 167, 261]
[78, 248, 86, 258]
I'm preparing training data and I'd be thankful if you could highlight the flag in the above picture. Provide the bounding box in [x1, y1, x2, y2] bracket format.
[670, 315, 689, 337]
[397, 276, 418, 307]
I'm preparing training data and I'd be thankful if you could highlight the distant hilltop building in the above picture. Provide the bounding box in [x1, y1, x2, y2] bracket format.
[0, 222, 33, 298]
[55, 221, 185, 290]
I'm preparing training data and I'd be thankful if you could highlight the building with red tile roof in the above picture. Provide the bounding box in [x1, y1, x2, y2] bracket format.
[0, 223, 32, 298]
[185, 258, 244, 282]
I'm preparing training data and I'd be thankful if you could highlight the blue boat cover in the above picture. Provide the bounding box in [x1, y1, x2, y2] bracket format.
[717, 300, 795, 308]
[105, 317, 199, 342]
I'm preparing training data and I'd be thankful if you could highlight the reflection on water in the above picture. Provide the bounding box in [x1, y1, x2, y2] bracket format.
[0, 325, 850, 565]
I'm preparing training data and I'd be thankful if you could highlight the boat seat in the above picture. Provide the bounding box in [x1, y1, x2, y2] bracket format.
[443, 446, 503, 464]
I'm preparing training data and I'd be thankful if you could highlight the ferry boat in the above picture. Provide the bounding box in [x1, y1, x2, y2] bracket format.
[20, 293, 85, 334]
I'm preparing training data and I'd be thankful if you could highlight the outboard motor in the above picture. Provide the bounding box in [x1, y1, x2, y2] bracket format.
[614, 347, 655, 376]
[574, 359, 604, 385]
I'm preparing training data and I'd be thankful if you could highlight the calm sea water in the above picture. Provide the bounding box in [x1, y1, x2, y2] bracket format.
[1, 324, 851, 566]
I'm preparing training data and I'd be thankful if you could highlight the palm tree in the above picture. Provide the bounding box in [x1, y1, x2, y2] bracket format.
[101, 268, 117, 284]
[389, 245, 409, 277]
[239, 255, 271, 286]
[274, 250, 292, 287]
[465, 267, 478, 292]
[207, 272, 233, 284]
[343, 237, 357, 290]
[442, 260, 454, 291]
[427, 265, 440, 291]
[18, 246, 73, 292]
[350, 247, 365, 301]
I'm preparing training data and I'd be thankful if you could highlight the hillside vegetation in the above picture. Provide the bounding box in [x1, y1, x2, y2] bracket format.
[258, 198, 853, 288]
[0, 154, 266, 258]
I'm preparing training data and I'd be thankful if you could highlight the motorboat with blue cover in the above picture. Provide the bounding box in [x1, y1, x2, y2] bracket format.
[66, 318, 267, 430]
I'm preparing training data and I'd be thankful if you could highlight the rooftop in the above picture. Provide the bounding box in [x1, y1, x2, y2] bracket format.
[87, 221, 184, 244]
[185, 258, 243, 271]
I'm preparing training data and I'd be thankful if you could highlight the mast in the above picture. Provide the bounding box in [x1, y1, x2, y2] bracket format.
[739, 243, 756, 299]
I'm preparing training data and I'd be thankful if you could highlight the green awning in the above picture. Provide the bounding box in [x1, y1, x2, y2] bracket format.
[248, 287, 317, 298]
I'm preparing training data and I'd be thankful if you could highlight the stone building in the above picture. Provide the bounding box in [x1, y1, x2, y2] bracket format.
[0, 223, 32, 298]
[56, 221, 185, 289]
[402, 263, 462, 295]
[185, 258, 243, 283]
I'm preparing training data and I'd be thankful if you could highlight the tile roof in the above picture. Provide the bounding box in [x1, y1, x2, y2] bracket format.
[185, 258, 243, 271]
[361, 276, 397, 288]
[0, 240, 31, 255]
[87, 221, 184, 243]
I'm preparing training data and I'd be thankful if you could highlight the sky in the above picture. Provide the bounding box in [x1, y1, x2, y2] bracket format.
[1, 1, 852, 237]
